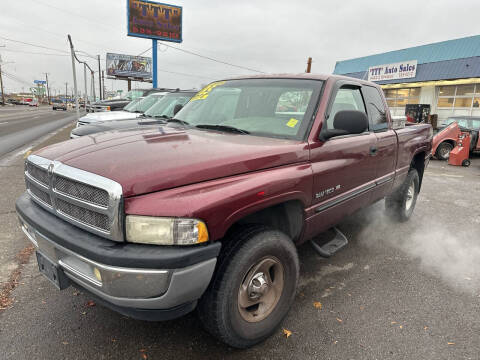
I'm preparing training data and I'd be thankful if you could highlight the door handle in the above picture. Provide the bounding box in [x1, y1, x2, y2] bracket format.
[369, 146, 378, 156]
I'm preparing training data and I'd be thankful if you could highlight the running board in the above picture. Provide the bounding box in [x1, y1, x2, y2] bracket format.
[310, 227, 349, 258]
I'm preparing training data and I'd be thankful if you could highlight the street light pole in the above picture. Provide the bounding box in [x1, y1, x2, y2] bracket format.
[67, 35, 80, 119]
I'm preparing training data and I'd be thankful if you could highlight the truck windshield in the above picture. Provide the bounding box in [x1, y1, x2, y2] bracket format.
[173, 79, 323, 140]
[130, 94, 165, 113]
[144, 93, 193, 118]
[445, 117, 480, 130]
[125, 90, 144, 100]
[123, 98, 143, 112]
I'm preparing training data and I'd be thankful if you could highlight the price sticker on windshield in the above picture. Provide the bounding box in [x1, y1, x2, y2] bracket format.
[286, 118, 298, 128]
[191, 81, 226, 101]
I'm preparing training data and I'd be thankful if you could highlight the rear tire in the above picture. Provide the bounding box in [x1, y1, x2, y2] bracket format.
[385, 168, 419, 222]
[436, 142, 453, 160]
[462, 159, 471, 167]
[198, 225, 299, 348]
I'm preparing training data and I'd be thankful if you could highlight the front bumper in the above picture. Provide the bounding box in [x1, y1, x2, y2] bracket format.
[16, 193, 221, 320]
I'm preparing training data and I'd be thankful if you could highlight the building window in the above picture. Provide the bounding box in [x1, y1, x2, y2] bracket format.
[383, 88, 420, 107]
[437, 84, 478, 108]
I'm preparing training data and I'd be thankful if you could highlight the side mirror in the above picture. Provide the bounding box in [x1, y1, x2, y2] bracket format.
[173, 104, 183, 115]
[320, 110, 368, 141]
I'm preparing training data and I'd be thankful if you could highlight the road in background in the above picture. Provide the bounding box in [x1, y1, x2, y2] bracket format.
[0, 117, 479, 359]
[0, 106, 78, 157]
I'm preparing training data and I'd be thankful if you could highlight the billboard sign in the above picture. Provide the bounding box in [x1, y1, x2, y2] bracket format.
[34, 80, 47, 84]
[106, 53, 152, 79]
[127, 0, 182, 42]
[368, 60, 417, 82]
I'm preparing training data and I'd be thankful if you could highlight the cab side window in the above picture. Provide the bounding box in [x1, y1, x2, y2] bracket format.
[328, 87, 366, 130]
[363, 86, 388, 131]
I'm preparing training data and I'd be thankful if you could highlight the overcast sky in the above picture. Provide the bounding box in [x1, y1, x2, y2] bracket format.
[2, 0, 480, 96]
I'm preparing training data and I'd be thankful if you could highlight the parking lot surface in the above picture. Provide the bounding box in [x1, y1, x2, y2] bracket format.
[0, 128, 479, 360]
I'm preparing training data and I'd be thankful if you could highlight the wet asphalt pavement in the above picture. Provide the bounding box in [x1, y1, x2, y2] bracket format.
[0, 106, 78, 157]
[0, 123, 479, 360]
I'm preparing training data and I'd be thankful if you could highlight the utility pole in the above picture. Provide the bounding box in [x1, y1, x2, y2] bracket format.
[102, 70, 105, 99]
[306, 57, 312, 73]
[0, 48, 4, 106]
[91, 71, 96, 101]
[0, 64, 5, 106]
[65, 82, 68, 101]
[97, 55, 102, 100]
[83, 63, 88, 105]
[67, 35, 80, 119]
[44, 72, 50, 103]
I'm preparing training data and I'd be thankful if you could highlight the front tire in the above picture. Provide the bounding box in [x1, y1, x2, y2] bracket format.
[436, 142, 453, 160]
[198, 225, 299, 348]
[385, 168, 419, 222]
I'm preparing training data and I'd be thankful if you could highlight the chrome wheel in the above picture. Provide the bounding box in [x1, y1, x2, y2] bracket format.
[405, 181, 415, 210]
[238, 256, 284, 323]
[439, 147, 450, 159]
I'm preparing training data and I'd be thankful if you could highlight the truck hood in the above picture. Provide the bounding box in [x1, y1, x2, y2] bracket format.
[71, 118, 165, 137]
[34, 126, 309, 197]
[80, 111, 141, 123]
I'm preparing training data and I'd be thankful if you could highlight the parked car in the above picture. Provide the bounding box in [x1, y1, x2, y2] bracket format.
[7, 98, 20, 105]
[16, 74, 432, 348]
[88, 88, 179, 112]
[75, 91, 176, 127]
[29, 99, 39, 107]
[432, 116, 480, 159]
[52, 99, 67, 111]
[70, 91, 196, 138]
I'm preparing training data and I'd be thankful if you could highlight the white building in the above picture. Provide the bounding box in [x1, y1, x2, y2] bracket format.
[333, 35, 480, 125]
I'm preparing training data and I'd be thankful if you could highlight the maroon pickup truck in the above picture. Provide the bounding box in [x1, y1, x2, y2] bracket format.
[16, 74, 432, 348]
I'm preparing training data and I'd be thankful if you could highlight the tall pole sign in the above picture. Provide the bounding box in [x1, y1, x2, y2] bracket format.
[127, 0, 182, 88]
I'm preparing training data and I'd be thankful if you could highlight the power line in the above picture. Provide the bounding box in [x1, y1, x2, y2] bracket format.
[156, 69, 215, 80]
[4, 16, 115, 52]
[139, 42, 266, 73]
[2, 71, 32, 86]
[0, 36, 69, 55]
[0, 49, 69, 57]
[29, 0, 117, 32]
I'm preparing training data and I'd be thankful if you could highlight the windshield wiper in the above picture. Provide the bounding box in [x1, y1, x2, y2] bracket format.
[167, 118, 190, 126]
[154, 115, 171, 119]
[195, 124, 250, 134]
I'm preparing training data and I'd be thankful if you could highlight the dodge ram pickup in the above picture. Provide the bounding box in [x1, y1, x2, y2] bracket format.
[16, 74, 433, 348]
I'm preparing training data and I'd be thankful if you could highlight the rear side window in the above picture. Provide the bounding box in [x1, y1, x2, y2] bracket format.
[363, 86, 388, 131]
[327, 87, 366, 129]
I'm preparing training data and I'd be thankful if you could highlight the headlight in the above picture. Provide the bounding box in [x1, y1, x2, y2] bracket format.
[125, 216, 209, 245]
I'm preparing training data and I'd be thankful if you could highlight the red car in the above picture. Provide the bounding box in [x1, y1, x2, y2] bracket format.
[16, 74, 432, 348]
[432, 116, 480, 159]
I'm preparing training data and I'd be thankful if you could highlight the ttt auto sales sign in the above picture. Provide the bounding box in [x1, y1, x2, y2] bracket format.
[127, 0, 182, 42]
[368, 60, 417, 82]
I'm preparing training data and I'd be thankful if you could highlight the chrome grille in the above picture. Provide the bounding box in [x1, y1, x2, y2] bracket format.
[27, 179, 52, 206]
[54, 175, 109, 207]
[24, 155, 123, 241]
[56, 198, 110, 231]
[26, 162, 49, 186]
